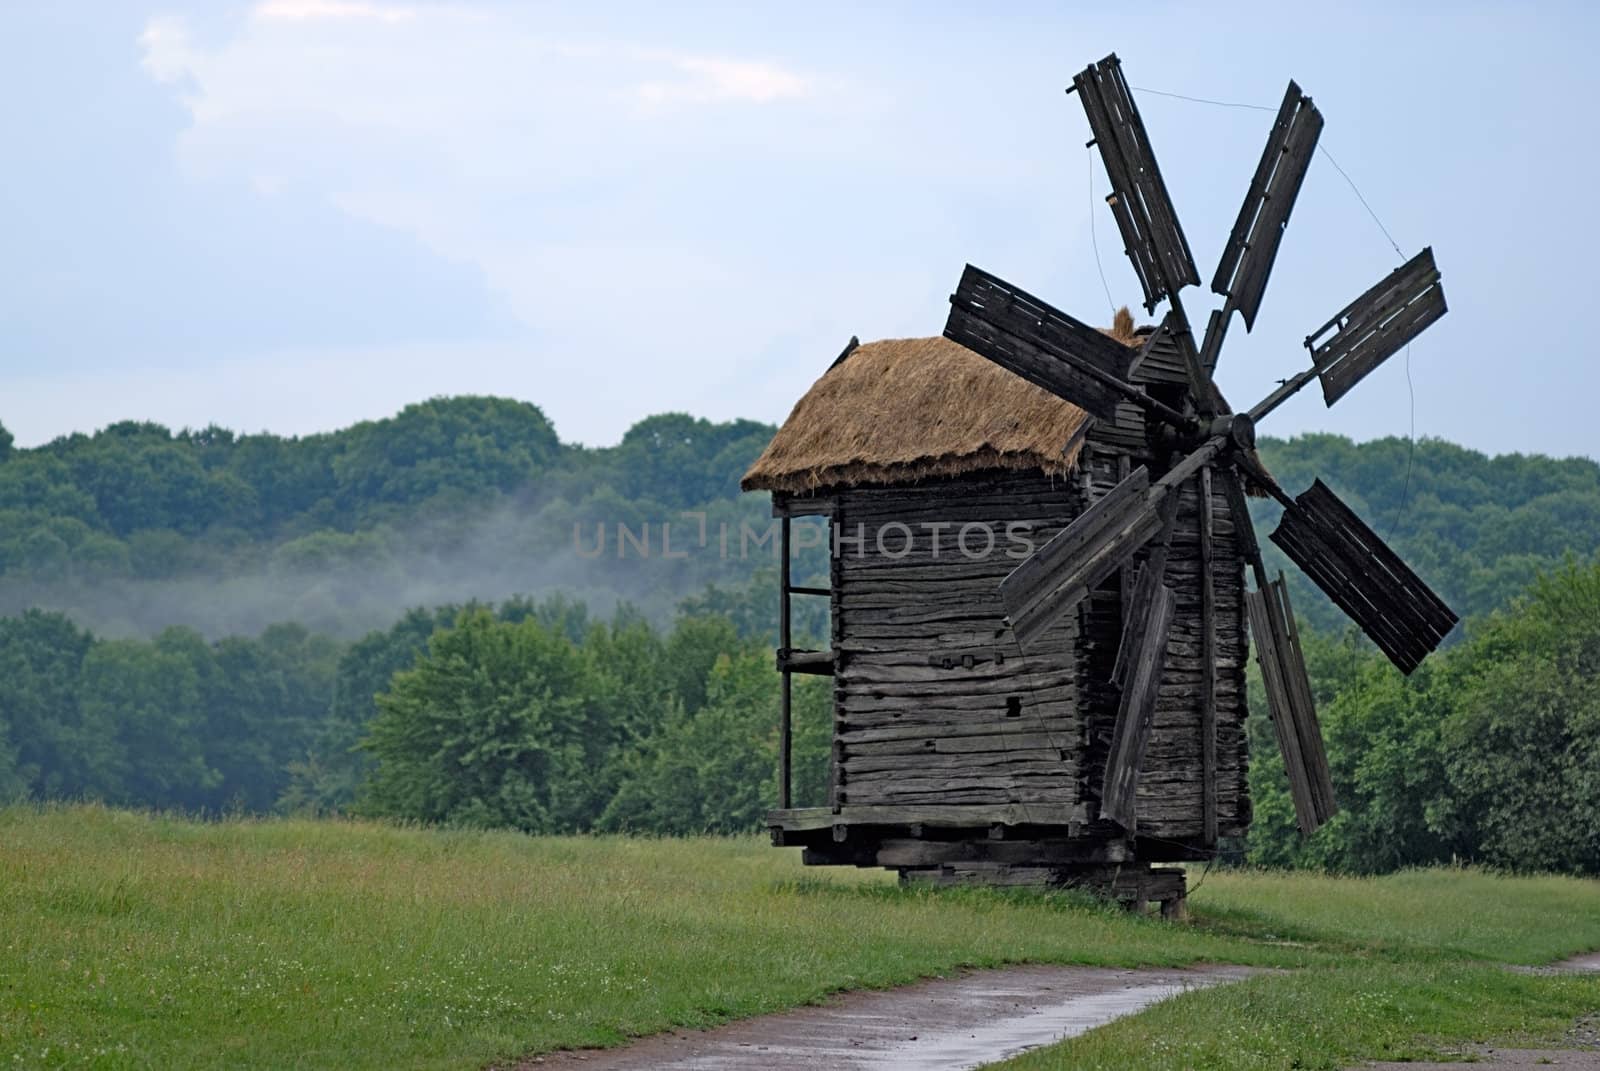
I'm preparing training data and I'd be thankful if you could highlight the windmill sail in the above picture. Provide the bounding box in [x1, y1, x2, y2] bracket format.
[1212, 81, 1323, 330]
[1101, 581, 1175, 831]
[945, 264, 1138, 420]
[1269, 479, 1458, 673]
[999, 466, 1158, 649]
[1246, 574, 1337, 834]
[1073, 54, 1199, 311]
[1306, 248, 1446, 405]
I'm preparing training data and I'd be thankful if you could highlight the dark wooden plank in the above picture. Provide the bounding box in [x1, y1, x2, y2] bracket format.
[1213, 82, 1322, 330]
[778, 648, 835, 676]
[1275, 575, 1337, 821]
[1199, 466, 1218, 846]
[1270, 479, 1457, 673]
[772, 493, 836, 518]
[1099, 583, 1175, 830]
[1001, 438, 1223, 651]
[779, 516, 792, 807]
[944, 264, 1140, 420]
[945, 305, 1124, 420]
[1074, 53, 1200, 310]
[1212, 83, 1301, 299]
[1305, 248, 1447, 406]
[1246, 585, 1318, 831]
[999, 466, 1150, 641]
[1111, 493, 1180, 690]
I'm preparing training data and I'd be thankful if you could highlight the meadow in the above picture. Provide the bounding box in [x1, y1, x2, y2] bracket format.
[2, 805, 1597, 1070]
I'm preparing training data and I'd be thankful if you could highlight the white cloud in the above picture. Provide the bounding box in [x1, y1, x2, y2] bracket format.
[253, 0, 419, 22]
[635, 54, 811, 111]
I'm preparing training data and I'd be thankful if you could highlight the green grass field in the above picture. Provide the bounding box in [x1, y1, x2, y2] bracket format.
[2, 805, 1597, 1070]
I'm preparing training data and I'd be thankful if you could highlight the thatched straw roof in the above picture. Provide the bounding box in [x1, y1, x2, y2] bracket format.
[743, 314, 1138, 494]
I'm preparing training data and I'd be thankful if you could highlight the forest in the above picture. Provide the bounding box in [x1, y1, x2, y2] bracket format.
[1, 395, 1598, 873]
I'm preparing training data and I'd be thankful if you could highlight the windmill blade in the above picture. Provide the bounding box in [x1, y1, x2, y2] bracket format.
[1100, 580, 1175, 831]
[1072, 54, 1200, 312]
[1246, 573, 1338, 835]
[1215, 459, 1335, 838]
[1307, 248, 1447, 406]
[1100, 497, 1180, 832]
[1002, 439, 1224, 651]
[1269, 479, 1459, 673]
[1212, 81, 1323, 332]
[945, 264, 1139, 421]
[1110, 498, 1180, 690]
[1001, 466, 1157, 649]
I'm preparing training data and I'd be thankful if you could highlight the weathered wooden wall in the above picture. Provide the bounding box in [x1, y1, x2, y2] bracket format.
[832, 471, 1086, 810]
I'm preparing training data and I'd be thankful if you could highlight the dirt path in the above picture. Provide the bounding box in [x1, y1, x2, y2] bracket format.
[517, 964, 1255, 1070]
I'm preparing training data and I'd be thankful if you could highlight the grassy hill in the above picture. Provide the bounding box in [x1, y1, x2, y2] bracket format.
[3, 806, 1597, 1070]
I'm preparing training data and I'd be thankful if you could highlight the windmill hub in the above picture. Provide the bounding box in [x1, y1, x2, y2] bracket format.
[1210, 412, 1255, 454]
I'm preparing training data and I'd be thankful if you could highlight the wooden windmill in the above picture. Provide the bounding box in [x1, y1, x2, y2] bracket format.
[750, 53, 1455, 911]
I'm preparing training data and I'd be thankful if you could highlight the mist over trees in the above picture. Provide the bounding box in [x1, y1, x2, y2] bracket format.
[3, 401, 1599, 639]
[0, 400, 778, 637]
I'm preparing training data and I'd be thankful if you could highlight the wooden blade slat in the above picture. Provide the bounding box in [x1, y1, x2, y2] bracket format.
[1111, 562, 1159, 692]
[1275, 578, 1336, 822]
[1286, 480, 1458, 642]
[1000, 467, 1159, 650]
[1246, 574, 1337, 835]
[945, 264, 1136, 420]
[1269, 479, 1458, 673]
[1111, 494, 1180, 690]
[1100, 581, 1175, 831]
[1198, 466, 1218, 847]
[1212, 81, 1323, 331]
[1073, 54, 1200, 311]
[1306, 248, 1447, 406]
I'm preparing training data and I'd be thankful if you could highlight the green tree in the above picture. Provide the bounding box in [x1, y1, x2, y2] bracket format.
[0, 610, 104, 798]
[1430, 559, 1600, 873]
[359, 609, 609, 832]
[79, 632, 216, 807]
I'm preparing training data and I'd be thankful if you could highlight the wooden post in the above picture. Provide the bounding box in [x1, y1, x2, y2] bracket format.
[779, 515, 792, 809]
[1199, 467, 1218, 847]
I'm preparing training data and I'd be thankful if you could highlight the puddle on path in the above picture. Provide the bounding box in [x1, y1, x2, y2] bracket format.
[523, 964, 1257, 1071]
[1507, 950, 1600, 976]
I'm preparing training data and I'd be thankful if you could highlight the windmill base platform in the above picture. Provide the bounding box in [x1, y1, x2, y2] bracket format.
[770, 806, 1195, 917]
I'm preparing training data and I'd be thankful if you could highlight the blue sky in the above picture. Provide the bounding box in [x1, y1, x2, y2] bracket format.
[2, 2, 1595, 459]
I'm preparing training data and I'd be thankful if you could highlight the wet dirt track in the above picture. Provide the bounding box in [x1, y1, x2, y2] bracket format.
[519, 963, 1257, 1070]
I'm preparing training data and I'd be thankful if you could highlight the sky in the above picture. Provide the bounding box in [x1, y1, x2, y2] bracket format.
[2, 2, 1595, 459]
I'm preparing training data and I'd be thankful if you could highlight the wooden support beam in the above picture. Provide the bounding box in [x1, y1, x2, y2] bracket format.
[777, 649, 836, 676]
[772, 494, 837, 518]
[779, 516, 792, 809]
